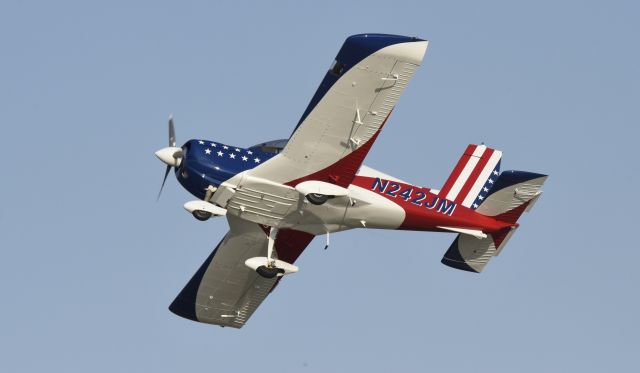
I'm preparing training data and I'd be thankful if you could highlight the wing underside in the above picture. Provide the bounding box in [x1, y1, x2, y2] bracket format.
[169, 215, 314, 328]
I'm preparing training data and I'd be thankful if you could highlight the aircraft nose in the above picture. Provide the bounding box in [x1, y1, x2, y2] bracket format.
[155, 146, 183, 167]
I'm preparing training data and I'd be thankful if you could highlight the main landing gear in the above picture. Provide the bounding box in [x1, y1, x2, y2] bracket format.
[244, 227, 299, 279]
[294, 181, 349, 206]
[256, 266, 284, 279]
[192, 210, 212, 221]
[183, 199, 227, 221]
[305, 193, 329, 205]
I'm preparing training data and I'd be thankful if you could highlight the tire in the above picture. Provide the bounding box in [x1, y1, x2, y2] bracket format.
[193, 210, 212, 221]
[306, 193, 329, 205]
[256, 266, 281, 279]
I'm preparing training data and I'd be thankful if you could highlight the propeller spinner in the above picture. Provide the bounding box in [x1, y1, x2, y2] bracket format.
[155, 115, 183, 200]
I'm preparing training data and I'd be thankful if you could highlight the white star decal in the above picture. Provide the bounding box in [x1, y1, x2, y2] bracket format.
[198, 140, 204, 145]
[211, 143, 217, 147]
[473, 203, 479, 208]
[493, 170, 499, 175]
[217, 151, 224, 156]
[247, 150, 253, 155]
[223, 145, 229, 150]
[242, 156, 248, 161]
[229, 153, 236, 159]
[483, 187, 489, 192]
[205, 148, 211, 155]
[478, 195, 484, 200]
[488, 179, 494, 184]
[235, 148, 240, 152]
[254, 157, 261, 163]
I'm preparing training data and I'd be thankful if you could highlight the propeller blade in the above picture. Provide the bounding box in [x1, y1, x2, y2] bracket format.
[169, 114, 176, 147]
[157, 114, 178, 201]
[157, 165, 172, 201]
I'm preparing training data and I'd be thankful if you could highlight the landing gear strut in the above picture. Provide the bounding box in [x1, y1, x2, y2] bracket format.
[255, 227, 279, 279]
[245, 226, 299, 278]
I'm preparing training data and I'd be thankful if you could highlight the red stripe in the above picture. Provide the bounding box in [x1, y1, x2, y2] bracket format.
[454, 148, 494, 204]
[439, 144, 476, 197]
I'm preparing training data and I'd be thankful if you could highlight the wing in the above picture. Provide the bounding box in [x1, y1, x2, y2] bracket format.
[169, 215, 314, 328]
[250, 34, 428, 188]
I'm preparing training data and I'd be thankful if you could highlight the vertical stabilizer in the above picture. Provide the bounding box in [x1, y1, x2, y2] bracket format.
[439, 144, 502, 210]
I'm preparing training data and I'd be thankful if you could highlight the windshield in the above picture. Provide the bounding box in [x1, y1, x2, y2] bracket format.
[249, 139, 288, 154]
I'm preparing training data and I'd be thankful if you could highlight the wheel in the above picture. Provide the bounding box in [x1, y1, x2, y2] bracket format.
[256, 266, 283, 279]
[193, 210, 212, 221]
[306, 193, 329, 205]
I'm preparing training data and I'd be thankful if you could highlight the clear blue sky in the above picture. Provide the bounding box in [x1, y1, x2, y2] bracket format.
[1, 1, 638, 372]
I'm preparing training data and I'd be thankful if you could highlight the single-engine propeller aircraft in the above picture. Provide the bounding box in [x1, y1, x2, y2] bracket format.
[155, 34, 547, 328]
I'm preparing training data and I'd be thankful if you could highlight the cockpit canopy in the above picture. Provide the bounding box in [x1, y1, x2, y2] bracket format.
[248, 139, 288, 154]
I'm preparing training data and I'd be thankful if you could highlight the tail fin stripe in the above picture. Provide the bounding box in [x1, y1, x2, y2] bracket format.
[462, 150, 502, 208]
[439, 144, 477, 198]
[455, 147, 495, 205]
[443, 145, 486, 201]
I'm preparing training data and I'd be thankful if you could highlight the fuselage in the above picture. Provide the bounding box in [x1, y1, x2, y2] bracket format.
[175, 138, 512, 236]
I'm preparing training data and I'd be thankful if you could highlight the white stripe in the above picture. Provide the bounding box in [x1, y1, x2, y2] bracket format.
[445, 145, 486, 201]
[471, 145, 487, 158]
[461, 150, 502, 207]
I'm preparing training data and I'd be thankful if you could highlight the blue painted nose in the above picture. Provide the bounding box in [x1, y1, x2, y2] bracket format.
[175, 139, 277, 200]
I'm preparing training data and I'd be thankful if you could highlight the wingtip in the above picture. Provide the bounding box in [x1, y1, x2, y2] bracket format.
[168, 297, 199, 322]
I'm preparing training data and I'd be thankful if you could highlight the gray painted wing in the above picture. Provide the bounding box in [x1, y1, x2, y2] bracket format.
[169, 215, 314, 328]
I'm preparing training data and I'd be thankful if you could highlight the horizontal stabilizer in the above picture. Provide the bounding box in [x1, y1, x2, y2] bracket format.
[476, 170, 548, 222]
[441, 228, 516, 273]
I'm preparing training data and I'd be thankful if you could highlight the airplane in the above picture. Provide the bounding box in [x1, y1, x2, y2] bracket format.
[155, 34, 548, 328]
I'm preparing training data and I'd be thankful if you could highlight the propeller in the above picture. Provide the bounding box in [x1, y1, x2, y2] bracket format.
[155, 114, 183, 200]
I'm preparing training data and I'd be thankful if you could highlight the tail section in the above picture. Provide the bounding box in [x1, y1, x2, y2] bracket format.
[475, 170, 547, 223]
[438, 144, 502, 210]
[441, 170, 548, 273]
